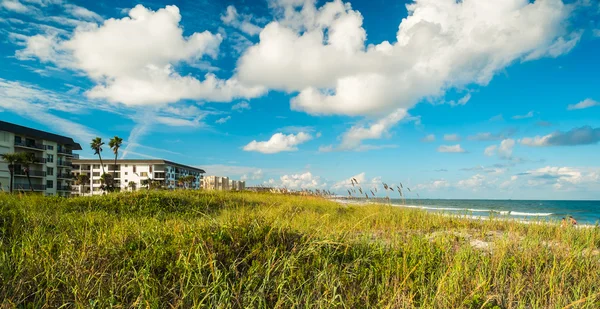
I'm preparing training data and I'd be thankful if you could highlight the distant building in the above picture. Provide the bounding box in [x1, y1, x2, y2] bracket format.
[0, 120, 81, 197]
[202, 176, 245, 191]
[71, 159, 205, 196]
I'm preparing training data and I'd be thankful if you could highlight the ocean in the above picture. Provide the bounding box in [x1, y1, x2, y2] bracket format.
[386, 199, 600, 225]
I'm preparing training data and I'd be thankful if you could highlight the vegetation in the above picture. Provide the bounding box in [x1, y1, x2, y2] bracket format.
[0, 152, 40, 193]
[1, 190, 599, 308]
[108, 136, 123, 191]
[90, 137, 106, 176]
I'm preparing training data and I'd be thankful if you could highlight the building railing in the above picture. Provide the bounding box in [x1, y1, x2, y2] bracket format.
[14, 184, 46, 191]
[14, 141, 45, 150]
[57, 148, 73, 155]
[72, 154, 80, 159]
[33, 157, 46, 164]
[57, 186, 71, 191]
[57, 161, 73, 167]
[14, 170, 46, 177]
[57, 173, 73, 179]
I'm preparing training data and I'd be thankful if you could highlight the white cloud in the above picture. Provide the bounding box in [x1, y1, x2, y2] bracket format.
[232, 101, 251, 111]
[484, 139, 515, 159]
[1, 0, 31, 13]
[421, 134, 435, 142]
[416, 179, 450, 191]
[524, 166, 600, 190]
[448, 93, 471, 106]
[567, 98, 599, 110]
[457, 174, 486, 190]
[221, 5, 262, 36]
[241, 169, 264, 181]
[331, 172, 383, 191]
[0, 78, 98, 144]
[512, 111, 535, 119]
[437, 144, 466, 153]
[63, 4, 103, 21]
[520, 126, 600, 147]
[443, 134, 461, 141]
[237, 0, 576, 116]
[215, 116, 231, 124]
[16, 4, 266, 106]
[280, 172, 325, 189]
[243, 132, 312, 154]
[202, 164, 271, 180]
[338, 108, 407, 150]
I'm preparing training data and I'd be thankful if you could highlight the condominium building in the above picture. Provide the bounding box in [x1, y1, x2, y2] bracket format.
[201, 176, 245, 191]
[0, 120, 81, 197]
[71, 159, 205, 195]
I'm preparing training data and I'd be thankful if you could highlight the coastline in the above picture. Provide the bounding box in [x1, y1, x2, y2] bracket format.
[329, 198, 598, 228]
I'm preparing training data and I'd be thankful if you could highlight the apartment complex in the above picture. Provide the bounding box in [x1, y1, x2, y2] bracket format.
[0, 121, 81, 196]
[71, 159, 205, 195]
[201, 175, 245, 191]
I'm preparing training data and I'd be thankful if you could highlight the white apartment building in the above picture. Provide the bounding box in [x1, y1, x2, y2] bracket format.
[71, 159, 205, 195]
[202, 176, 245, 191]
[0, 120, 81, 197]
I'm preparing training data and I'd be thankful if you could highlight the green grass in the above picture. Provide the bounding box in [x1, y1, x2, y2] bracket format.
[1, 190, 599, 308]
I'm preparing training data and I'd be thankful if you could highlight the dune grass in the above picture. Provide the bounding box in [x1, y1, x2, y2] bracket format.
[1, 190, 599, 308]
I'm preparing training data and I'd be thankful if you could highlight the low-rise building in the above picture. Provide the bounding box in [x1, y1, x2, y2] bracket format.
[0, 121, 81, 197]
[71, 159, 205, 195]
[202, 176, 245, 191]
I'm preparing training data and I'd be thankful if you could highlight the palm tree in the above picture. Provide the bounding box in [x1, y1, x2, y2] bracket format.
[128, 181, 136, 191]
[90, 137, 106, 176]
[99, 173, 113, 193]
[108, 136, 122, 191]
[141, 178, 150, 190]
[0, 153, 22, 193]
[76, 174, 90, 194]
[20, 152, 38, 192]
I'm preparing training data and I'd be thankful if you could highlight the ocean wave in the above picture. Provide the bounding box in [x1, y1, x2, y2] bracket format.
[508, 211, 553, 216]
[392, 204, 553, 217]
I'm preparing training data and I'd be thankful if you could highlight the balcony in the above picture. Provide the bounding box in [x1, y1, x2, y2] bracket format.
[14, 184, 46, 191]
[57, 173, 73, 179]
[57, 148, 73, 156]
[14, 170, 46, 177]
[57, 161, 73, 168]
[14, 141, 45, 151]
[57, 186, 71, 191]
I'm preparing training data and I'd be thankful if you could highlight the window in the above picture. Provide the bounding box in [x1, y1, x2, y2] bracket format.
[46, 145, 54, 150]
[93, 164, 100, 169]
[133, 165, 136, 172]
[125, 165, 128, 167]
[46, 154, 54, 163]
[93, 180, 100, 184]
[46, 180, 53, 189]
[140, 172, 148, 177]
[124, 179, 128, 183]
[0, 131, 8, 142]
[15, 136, 21, 143]
[124, 172, 128, 175]
[93, 172, 100, 177]
[47, 167, 54, 176]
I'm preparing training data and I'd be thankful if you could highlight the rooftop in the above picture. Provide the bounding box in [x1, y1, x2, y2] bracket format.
[72, 159, 206, 174]
[0, 120, 82, 150]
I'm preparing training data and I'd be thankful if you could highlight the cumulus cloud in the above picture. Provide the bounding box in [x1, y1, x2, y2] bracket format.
[437, 144, 466, 153]
[280, 172, 325, 189]
[457, 174, 486, 190]
[512, 111, 535, 119]
[331, 172, 382, 191]
[524, 166, 600, 190]
[443, 134, 461, 141]
[520, 126, 600, 147]
[243, 132, 313, 154]
[232, 101, 251, 111]
[421, 134, 435, 142]
[567, 98, 599, 110]
[237, 0, 577, 116]
[221, 5, 262, 36]
[16, 4, 265, 106]
[338, 108, 407, 150]
[484, 139, 515, 159]
[416, 179, 450, 191]
[215, 116, 231, 124]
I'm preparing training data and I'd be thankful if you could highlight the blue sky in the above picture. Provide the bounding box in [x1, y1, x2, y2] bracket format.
[1, 0, 599, 199]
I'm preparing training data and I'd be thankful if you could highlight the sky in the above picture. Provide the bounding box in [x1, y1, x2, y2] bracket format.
[1, 0, 599, 200]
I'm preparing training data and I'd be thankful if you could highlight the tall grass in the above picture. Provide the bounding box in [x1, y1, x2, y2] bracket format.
[1, 190, 599, 308]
